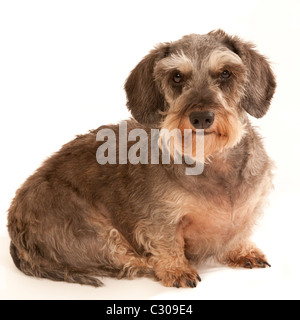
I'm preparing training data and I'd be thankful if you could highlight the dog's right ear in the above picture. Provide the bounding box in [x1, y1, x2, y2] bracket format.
[125, 43, 170, 126]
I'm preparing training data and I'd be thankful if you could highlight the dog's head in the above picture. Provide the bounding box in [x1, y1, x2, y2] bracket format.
[125, 30, 276, 158]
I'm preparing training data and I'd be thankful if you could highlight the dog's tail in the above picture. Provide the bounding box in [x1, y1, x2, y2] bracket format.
[9, 241, 117, 287]
[10, 241, 22, 271]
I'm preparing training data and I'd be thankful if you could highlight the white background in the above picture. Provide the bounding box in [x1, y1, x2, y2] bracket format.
[1, 0, 300, 300]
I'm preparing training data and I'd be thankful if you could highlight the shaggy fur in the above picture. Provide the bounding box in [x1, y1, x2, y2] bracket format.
[7, 30, 276, 288]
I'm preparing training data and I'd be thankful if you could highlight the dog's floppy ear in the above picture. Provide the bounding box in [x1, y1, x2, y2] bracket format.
[212, 30, 276, 118]
[234, 39, 276, 118]
[125, 43, 170, 126]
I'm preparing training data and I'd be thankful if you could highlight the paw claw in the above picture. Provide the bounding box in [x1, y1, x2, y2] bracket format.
[245, 259, 253, 269]
[263, 260, 271, 268]
[186, 280, 194, 288]
[255, 259, 266, 268]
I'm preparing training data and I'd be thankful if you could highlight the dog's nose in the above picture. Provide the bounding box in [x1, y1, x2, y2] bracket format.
[189, 111, 215, 129]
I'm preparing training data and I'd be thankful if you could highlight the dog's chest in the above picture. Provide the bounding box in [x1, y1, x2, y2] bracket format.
[181, 188, 235, 241]
[177, 176, 265, 252]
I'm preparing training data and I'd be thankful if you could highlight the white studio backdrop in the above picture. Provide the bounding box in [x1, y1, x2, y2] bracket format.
[0, 0, 300, 299]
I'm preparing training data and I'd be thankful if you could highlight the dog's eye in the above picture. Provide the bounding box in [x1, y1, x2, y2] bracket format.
[173, 72, 184, 84]
[220, 70, 231, 80]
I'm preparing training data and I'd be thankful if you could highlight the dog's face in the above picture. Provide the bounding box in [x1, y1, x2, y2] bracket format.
[125, 30, 276, 158]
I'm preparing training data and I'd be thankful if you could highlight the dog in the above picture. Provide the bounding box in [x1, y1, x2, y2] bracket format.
[7, 30, 276, 288]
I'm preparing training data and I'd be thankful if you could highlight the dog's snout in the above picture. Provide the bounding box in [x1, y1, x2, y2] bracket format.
[189, 111, 215, 129]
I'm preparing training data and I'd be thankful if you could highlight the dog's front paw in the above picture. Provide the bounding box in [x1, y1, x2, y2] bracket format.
[224, 246, 271, 269]
[157, 266, 201, 288]
[237, 253, 271, 269]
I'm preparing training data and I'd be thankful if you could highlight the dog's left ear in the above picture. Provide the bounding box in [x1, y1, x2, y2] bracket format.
[231, 36, 276, 118]
[125, 43, 170, 126]
[213, 30, 277, 118]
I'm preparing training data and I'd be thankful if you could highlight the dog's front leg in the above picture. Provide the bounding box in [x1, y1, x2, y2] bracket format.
[146, 223, 201, 288]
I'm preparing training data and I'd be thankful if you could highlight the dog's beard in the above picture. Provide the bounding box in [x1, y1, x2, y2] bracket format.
[160, 108, 245, 162]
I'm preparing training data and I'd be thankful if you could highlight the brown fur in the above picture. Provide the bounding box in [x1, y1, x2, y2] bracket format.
[7, 30, 276, 288]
